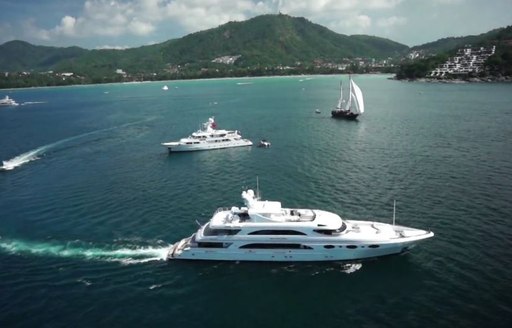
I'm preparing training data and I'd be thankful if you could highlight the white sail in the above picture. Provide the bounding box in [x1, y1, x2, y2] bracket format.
[344, 83, 352, 111]
[350, 79, 364, 114]
[350, 91, 359, 114]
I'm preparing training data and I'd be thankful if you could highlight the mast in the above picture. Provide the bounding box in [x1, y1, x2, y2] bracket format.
[337, 81, 343, 109]
[256, 176, 260, 200]
[345, 76, 353, 111]
[393, 200, 396, 226]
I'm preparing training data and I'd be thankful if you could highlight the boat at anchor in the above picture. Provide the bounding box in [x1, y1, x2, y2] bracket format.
[168, 187, 434, 262]
[161, 117, 252, 152]
[331, 76, 364, 120]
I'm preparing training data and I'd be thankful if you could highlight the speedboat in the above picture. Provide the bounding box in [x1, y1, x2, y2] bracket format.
[161, 117, 253, 152]
[258, 139, 271, 148]
[0, 95, 19, 106]
[168, 188, 434, 262]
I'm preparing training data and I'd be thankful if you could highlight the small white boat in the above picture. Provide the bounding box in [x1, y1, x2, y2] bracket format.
[168, 188, 434, 262]
[161, 117, 252, 152]
[162, 85, 169, 90]
[258, 139, 271, 148]
[315, 109, 321, 114]
[0, 95, 19, 106]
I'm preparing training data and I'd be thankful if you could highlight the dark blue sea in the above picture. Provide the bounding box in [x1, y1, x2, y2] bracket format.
[1, 75, 511, 327]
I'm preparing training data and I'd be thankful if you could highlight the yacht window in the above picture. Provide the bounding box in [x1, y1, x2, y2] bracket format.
[323, 245, 335, 249]
[248, 230, 307, 235]
[238, 212, 250, 221]
[203, 223, 240, 236]
[314, 223, 347, 235]
[198, 242, 225, 248]
[314, 229, 334, 235]
[368, 245, 380, 248]
[346, 245, 358, 249]
[240, 243, 312, 249]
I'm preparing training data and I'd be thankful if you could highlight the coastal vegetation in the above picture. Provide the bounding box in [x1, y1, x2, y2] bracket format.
[395, 26, 512, 80]
[0, 14, 407, 89]
[0, 14, 511, 88]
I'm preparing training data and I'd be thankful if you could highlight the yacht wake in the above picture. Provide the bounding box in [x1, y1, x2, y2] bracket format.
[340, 263, 363, 274]
[21, 101, 47, 105]
[0, 118, 151, 171]
[0, 237, 169, 264]
[1, 147, 44, 171]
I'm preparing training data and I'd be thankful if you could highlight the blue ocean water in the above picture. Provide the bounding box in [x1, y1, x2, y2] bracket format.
[0, 75, 511, 327]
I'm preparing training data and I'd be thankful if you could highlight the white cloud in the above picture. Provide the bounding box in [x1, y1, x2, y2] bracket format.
[54, 16, 77, 36]
[22, 19, 51, 41]
[128, 18, 155, 36]
[0, 23, 15, 44]
[23, 0, 407, 45]
[432, 0, 465, 4]
[377, 16, 407, 28]
[95, 44, 130, 50]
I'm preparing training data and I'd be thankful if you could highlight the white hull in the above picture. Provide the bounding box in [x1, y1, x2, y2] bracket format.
[162, 139, 252, 152]
[168, 239, 427, 262]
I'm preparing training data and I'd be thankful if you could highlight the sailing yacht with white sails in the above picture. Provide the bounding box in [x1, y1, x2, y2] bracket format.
[331, 76, 364, 120]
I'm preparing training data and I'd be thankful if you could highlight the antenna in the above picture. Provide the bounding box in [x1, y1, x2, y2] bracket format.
[256, 176, 260, 199]
[392, 200, 396, 226]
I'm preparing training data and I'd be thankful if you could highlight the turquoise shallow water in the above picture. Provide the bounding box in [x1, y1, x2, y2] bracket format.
[1, 75, 511, 327]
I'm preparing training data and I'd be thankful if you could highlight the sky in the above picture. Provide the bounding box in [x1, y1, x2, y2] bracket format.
[0, 0, 511, 49]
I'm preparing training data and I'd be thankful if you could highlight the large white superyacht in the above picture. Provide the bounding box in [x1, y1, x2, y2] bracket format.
[168, 188, 434, 262]
[161, 117, 252, 152]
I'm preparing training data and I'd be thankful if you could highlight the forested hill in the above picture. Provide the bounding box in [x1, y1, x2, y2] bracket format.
[0, 14, 408, 74]
[158, 14, 409, 67]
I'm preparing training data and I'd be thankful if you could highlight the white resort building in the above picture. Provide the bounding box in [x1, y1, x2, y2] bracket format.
[429, 45, 496, 77]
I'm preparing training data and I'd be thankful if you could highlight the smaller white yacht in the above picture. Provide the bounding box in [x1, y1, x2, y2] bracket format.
[168, 188, 434, 262]
[0, 95, 19, 106]
[162, 117, 252, 152]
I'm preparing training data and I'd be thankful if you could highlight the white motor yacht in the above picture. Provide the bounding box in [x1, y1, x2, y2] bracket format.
[168, 188, 434, 262]
[161, 117, 252, 152]
[0, 95, 19, 106]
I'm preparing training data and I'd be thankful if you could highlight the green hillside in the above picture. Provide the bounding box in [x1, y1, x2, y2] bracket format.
[411, 28, 504, 55]
[396, 26, 512, 79]
[0, 40, 87, 72]
[160, 14, 408, 67]
[0, 14, 407, 76]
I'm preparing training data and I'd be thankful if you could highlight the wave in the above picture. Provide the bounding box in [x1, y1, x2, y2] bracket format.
[0, 118, 152, 171]
[1, 147, 44, 170]
[340, 263, 363, 274]
[0, 237, 169, 264]
[20, 101, 47, 105]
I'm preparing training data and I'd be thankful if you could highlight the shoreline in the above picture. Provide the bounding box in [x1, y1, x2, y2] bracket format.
[391, 75, 512, 83]
[0, 73, 392, 91]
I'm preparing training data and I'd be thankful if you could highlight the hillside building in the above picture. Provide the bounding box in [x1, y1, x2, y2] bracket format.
[429, 45, 496, 77]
